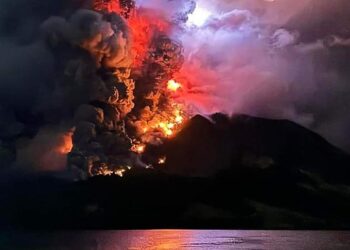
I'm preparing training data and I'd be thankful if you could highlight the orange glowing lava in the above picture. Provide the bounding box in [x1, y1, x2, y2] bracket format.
[139, 105, 185, 140]
[94, 164, 128, 177]
[158, 156, 166, 164]
[167, 79, 182, 92]
[132, 143, 146, 154]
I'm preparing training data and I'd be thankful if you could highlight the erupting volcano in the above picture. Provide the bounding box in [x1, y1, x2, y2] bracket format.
[31, 0, 350, 178]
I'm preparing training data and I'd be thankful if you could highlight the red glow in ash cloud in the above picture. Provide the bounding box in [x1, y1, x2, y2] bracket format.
[131, 0, 350, 150]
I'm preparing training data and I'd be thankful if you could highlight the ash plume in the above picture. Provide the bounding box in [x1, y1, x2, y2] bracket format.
[0, 0, 187, 176]
[139, 0, 350, 151]
[0, 1, 137, 174]
[16, 127, 74, 171]
[40, 8, 138, 176]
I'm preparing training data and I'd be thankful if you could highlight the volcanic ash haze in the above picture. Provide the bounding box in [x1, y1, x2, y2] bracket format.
[167, 0, 350, 151]
[0, 0, 350, 175]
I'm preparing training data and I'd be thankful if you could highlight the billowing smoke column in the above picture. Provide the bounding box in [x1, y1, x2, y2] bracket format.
[0, 0, 189, 176]
[14, 0, 190, 177]
[56, 1, 189, 177]
[41, 7, 137, 177]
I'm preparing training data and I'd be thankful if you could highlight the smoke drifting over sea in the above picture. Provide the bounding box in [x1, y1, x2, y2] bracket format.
[0, 0, 350, 173]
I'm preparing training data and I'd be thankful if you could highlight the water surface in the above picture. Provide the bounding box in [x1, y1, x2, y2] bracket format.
[2, 230, 350, 249]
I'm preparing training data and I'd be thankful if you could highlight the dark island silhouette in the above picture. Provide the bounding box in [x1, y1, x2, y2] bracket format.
[1, 114, 350, 229]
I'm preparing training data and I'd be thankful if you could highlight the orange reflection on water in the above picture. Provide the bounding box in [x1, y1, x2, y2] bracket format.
[119, 230, 193, 250]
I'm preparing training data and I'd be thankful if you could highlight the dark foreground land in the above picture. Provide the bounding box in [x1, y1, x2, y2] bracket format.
[1, 114, 350, 229]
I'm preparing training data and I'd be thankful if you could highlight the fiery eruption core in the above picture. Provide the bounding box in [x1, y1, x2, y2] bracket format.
[132, 144, 146, 154]
[61, 0, 190, 177]
[167, 79, 182, 92]
[158, 156, 166, 165]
